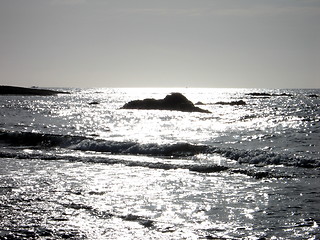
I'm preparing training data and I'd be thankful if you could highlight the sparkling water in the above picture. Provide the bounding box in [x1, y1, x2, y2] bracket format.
[0, 88, 319, 239]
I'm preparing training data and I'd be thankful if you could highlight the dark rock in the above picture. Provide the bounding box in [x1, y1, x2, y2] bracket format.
[246, 92, 293, 97]
[88, 101, 99, 105]
[215, 100, 246, 106]
[121, 93, 211, 113]
[277, 93, 293, 97]
[0, 85, 69, 96]
[308, 94, 318, 98]
[195, 101, 205, 105]
[246, 92, 272, 97]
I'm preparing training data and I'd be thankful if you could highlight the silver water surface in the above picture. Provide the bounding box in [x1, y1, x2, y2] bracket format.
[1, 88, 319, 239]
[1, 158, 319, 239]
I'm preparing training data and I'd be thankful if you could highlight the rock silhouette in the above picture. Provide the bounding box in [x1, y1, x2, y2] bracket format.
[215, 100, 246, 106]
[0, 85, 69, 96]
[121, 93, 211, 113]
[246, 92, 293, 97]
[88, 101, 100, 105]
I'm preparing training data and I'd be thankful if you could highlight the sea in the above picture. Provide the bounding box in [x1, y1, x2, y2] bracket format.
[0, 88, 319, 240]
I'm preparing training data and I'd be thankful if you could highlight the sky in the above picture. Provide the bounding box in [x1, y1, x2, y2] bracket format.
[0, 0, 319, 88]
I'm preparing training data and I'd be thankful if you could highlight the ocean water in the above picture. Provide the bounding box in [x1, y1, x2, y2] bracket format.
[0, 88, 319, 240]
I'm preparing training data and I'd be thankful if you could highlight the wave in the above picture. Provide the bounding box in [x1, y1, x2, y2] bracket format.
[1, 130, 319, 169]
[0, 149, 293, 179]
[71, 138, 320, 168]
[72, 139, 208, 156]
[0, 130, 86, 147]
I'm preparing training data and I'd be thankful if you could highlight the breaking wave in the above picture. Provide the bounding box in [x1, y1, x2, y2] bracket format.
[1, 130, 319, 169]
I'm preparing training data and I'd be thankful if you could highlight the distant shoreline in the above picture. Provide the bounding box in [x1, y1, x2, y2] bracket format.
[0, 85, 70, 96]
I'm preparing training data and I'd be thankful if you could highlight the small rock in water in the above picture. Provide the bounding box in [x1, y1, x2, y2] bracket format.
[121, 92, 211, 113]
[195, 101, 205, 105]
[88, 101, 99, 105]
[215, 100, 246, 106]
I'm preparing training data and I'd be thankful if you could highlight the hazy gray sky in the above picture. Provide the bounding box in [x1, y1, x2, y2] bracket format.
[1, 0, 319, 88]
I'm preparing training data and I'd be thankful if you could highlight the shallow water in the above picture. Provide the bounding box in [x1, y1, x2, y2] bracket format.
[0, 88, 319, 239]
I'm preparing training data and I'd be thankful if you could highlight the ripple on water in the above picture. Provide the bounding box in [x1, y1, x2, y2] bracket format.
[1, 157, 319, 239]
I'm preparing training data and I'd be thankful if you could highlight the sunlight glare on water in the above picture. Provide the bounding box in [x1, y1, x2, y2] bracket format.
[0, 88, 319, 239]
